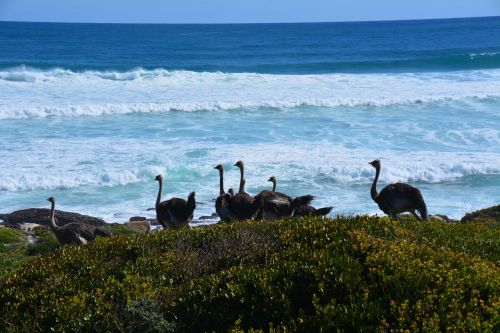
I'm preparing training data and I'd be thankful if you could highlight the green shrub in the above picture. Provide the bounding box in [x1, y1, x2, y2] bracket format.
[0, 228, 27, 245]
[0, 222, 148, 280]
[0, 216, 498, 332]
[122, 299, 175, 333]
[105, 223, 146, 237]
[25, 227, 59, 256]
[0, 228, 30, 280]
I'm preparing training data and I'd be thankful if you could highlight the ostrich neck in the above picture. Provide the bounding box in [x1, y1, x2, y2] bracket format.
[156, 178, 163, 208]
[238, 165, 245, 193]
[49, 201, 58, 231]
[188, 194, 196, 207]
[218, 169, 225, 195]
[271, 180, 276, 192]
[371, 166, 380, 200]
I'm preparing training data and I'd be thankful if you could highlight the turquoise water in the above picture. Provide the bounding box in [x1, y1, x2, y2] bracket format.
[0, 18, 499, 221]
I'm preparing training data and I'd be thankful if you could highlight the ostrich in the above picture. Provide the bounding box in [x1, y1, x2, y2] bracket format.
[214, 164, 235, 222]
[269, 176, 332, 217]
[252, 176, 314, 220]
[227, 161, 259, 220]
[47, 197, 111, 245]
[155, 174, 196, 230]
[263, 175, 332, 218]
[369, 159, 428, 220]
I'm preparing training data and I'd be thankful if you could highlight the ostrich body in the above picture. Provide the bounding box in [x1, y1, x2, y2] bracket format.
[47, 197, 110, 245]
[265, 176, 332, 218]
[253, 191, 314, 220]
[227, 161, 259, 220]
[253, 176, 315, 220]
[155, 174, 196, 230]
[369, 159, 428, 220]
[293, 205, 333, 217]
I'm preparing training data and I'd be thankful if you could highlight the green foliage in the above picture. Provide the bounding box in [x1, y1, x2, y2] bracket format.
[0, 223, 145, 280]
[0, 228, 27, 245]
[0, 216, 498, 332]
[122, 299, 175, 333]
[26, 227, 59, 256]
[0, 228, 30, 280]
[105, 223, 146, 237]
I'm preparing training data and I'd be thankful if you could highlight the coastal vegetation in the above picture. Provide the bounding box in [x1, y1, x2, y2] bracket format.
[0, 223, 140, 279]
[1, 215, 499, 332]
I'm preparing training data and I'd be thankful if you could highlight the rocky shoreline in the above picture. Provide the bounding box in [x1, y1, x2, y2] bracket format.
[1, 205, 498, 238]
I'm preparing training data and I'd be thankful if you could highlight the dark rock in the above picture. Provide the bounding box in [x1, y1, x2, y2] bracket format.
[127, 220, 151, 233]
[461, 205, 500, 224]
[129, 216, 147, 222]
[1, 208, 107, 229]
[199, 213, 219, 220]
[429, 214, 458, 223]
[127, 215, 159, 226]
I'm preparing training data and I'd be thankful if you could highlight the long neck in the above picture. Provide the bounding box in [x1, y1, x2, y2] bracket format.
[187, 194, 196, 209]
[238, 165, 245, 194]
[271, 179, 276, 192]
[49, 201, 58, 231]
[218, 168, 225, 195]
[156, 178, 163, 208]
[371, 166, 380, 200]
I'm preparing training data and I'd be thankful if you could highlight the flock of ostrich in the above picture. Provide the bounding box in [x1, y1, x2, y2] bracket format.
[46, 159, 428, 245]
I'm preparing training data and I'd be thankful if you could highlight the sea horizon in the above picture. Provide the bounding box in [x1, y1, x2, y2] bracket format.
[1, 14, 498, 25]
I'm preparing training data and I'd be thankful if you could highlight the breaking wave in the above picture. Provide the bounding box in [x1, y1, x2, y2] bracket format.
[1, 66, 500, 119]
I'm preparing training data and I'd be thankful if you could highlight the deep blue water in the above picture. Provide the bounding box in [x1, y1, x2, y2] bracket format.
[1, 17, 500, 73]
[0, 17, 499, 222]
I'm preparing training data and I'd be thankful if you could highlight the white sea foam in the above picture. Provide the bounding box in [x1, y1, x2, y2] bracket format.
[1, 141, 498, 193]
[1, 67, 499, 220]
[469, 51, 500, 60]
[0, 140, 499, 221]
[1, 67, 500, 119]
[203, 144, 500, 185]
[0, 166, 166, 192]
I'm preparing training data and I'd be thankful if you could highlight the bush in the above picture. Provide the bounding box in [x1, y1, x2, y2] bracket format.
[0, 228, 29, 280]
[0, 223, 144, 280]
[0, 228, 27, 245]
[25, 227, 59, 256]
[122, 299, 175, 333]
[0, 216, 498, 332]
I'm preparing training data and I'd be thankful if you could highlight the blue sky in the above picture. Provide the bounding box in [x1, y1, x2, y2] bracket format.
[0, 0, 499, 23]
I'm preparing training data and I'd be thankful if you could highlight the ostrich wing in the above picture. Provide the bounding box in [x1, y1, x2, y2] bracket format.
[58, 223, 96, 244]
[379, 183, 421, 210]
[228, 193, 256, 220]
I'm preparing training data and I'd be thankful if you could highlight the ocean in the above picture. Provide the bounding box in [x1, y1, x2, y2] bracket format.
[0, 17, 499, 223]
